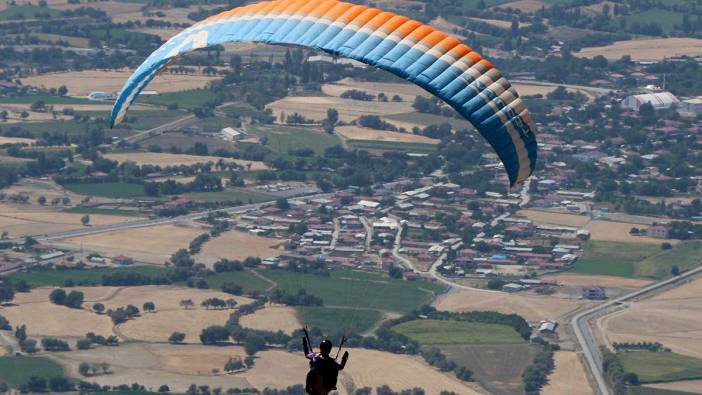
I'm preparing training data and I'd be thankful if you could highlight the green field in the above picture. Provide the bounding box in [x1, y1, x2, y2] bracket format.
[182, 188, 275, 204]
[298, 306, 383, 336]
[260, 268, 445, 314]
[137, 89, 217, 110]
[63, 182, 146, 198]
[628, 387, 700, 395]
[0, 5, 61, 20]
[201, 270, 272, 294]
[392, 319, 524, 345]
[0, 95, 94, 105]
[3, 120, 97, 137]
[248, 124, 343, 155]
[63, 207, 147, 217]
[0, 356, 66, 388]
[571, 241, 661, 277]
[620, 352, 702, 383]
[5, 266, 170, 287]
[345, 139, 437, 154]
[621, 9, 684, 35]
[637, 241, 702, 278]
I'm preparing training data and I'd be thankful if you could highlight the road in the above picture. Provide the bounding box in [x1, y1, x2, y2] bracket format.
[572, 264, 702, 395]
[123, 113, 195, 144]
[0, 330, 21, 355]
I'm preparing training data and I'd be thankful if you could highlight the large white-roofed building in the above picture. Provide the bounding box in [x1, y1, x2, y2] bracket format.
[622, 91, 679, 111]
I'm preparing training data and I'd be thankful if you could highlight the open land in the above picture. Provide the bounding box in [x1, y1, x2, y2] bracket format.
[21, 70, 218, 97]
[494, 0, 547, 13]
[601, 276, 702, 359]
[575, 38, 702, 61]
[434, 287, 588, 322]
[645, 379, 702, 393]
[392, 319, 524, 344]
[542, 273, 652, 289]
[321, 78, 427, 103]
[59, 224, 205, 263]
[266, 95, 413, 124]
[238, 304, 301, 335]
[195, 230, 284, 266]
[540, 351, 594, 395]
[335, 126, 440, 145]
[104, 152, 269, 170]
[0, 136, 36, 145]
[619, 351, 702, 384]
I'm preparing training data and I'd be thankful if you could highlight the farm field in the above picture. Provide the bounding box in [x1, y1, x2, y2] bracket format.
[392, 319, 524, 344]
[439, 343, 538, 395]
[195, 230, 283, 266]
[297, 306, 386, 336]
[59, 223, 205, 263]
[0, 136, 36, 145]
[571, 241, 661, 278]
[0, 203, 135, 238]
[239, 304, 301, 335]
[575, 38, 702, 61]
[619, 352, 702, 383]
[542, 273, 652, 289]
[21, 70, 218, 97]
[336, 126, 439, 145]
[496, 0, 548, 12]
[321, 78, 427, 103]
[104, 152, 269, 170]
[181, 189, 275, 204]
[345, 139, 438, 153]
[637, 240, 702, 278]
[4, 266, 170, 287]
[382, 111, 472, 130]
[140, 132, 237, 153]
[629, 387, 701, 395]
[138, 89, 217, 110]
[601, 277, 702, 359]
[434, 287, 588, 322]
[645, 380, 702, 394]
[246, 124, 342, 155]
[517, 209, 590, 227]
[541, 351, 593, 395]
[0, 356, 66, 388]
[266, 95, 413, 123]
[62, 182, 146, 199]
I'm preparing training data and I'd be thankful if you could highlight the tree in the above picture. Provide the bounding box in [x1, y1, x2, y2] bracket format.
[25, 376, 47, 392]
[57, 85, 68, 96]
[224, 357, 245, 372]
[180, 299, 195, 309]
[388, 266, 403, 279]
[79, 362, 92, 376]
[49, 377, 72, 392]
[49, 288, 67, 305]
[37, 195, 46, 205]
[199, 325, 230, 345]
[0, 314, 11, 330]
[158, 385, 171, 393]
[169, 331, 186, 344]
[276, 198, 290, 210]
[93, 303, 105, 314]
[81, 214, 90, 226]
[671, 265, 680, 276]
[244, 334, 266, 355]
[0, 284, 14, 305]
[77, 338, 92, 350]
[64, 290, 84, 308]
[143, 301, 156, 313]
[226, 298, 237, 309]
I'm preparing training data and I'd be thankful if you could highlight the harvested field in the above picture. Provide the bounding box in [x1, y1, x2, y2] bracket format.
[60, 223, 205, 263]
[2, 289, 114, 339]
[434, 287, 589, 322]
[469, 17, 531, 29]
[0, 203, 134, 239]
[518, 209, 590, 227]
[494, 0, 546, 12]
[98, 286, 252, 312]
[575, 38, 702, 61]
[601, 277, 702, 359]
[336, 126, 439, 145]
[267, 95, 412, 123]
[0, 155, 31, 164]
[21, 70, 218, 97]
[0, 136, 36, 145]
[52, 343, 251, 392]
[585, 221, 674, 245]
[128, 28, 180, 40]
[195, 230, 283, 266]
[239, 304, 300, 335]
[581, 1, 617, 15]
[542, 274, 652, 289]
[541, 351, 594, 395]
[512, 82, 557, 97]
[430, 17, 466, 38]
[321, 77, 427, 103]
[118, 308, 234, 343]
[104, 152, 268, 170]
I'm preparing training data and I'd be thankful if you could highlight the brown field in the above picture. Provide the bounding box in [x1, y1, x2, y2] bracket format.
[542, 274, 652, 289]
[430, 17, 466, 38]
[0, 203, 134, 239]
[98, 286, 253, 312]
[129, 28, 180, 40]
[321, 77, 427, 103]
[518, 209, 591, 227]
[1, 178, 94, 208]
[0, 155, 32, 164]
[434, 287, 589, 322]
[267, 95, 413, 124]
[2, 288, 115, 339]
[336, 126, 439, 145]
[21, 70, 218, 97]
[119, 308, 234, 343]
[60, 224, 205, 263]
[575, 38, 702, 61]
[601, 277, 702, 359]
[52, 343, 251, 392]
[581, 1, 617, 15]
[494, 0, 547, 12]
[541, 351, 594, 395]
[239, 305, 300, 335]
[0, 136, 36, 145]
[104, 152, 268, 170]
[584, 220, 677, 245]
[645, 380, 702, 393]
[469, 17, 531, 29]
[0, 104, 72, 122]
[195, 230, 283, 266]
[512, 82, 558, 97]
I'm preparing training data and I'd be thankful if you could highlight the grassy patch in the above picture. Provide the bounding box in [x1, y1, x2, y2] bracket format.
[0, 95, 94, 105]
[0, 5, 61, 20]
[384, 112, 472, 130]
[0, 356, 66, 388]
[621, 9, 684, 35]
[2, 120, 92, 137]
[261, 268, 446, 315]
[620, 351, 702, 383]
[628, 387, 701, 395]
[345, 139, 437, 153]
[637, 240, 702, 279]
[571, 241, 660, 277]
[182, 188, 275, 204]
[248, 124, 343, 156]
[4, 266, 170, 287]
[62, 182, 146, 198]
[201, 270, 272, 294]
[297, 306, 383, 336]
[137, 89, 217, 110]
[62, 207, 147, 217]
[392, 319, 524, 345]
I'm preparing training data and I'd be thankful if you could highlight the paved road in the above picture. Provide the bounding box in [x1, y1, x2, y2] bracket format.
[123, 114, 195, 144]
[572, 264, 702, 395]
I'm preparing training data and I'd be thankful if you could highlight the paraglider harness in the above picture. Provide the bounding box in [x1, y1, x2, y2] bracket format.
[303, 327, 347, 395]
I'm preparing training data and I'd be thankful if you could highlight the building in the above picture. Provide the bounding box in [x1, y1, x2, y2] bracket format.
[681, 98, 702, 114]
[88, 91, 112, 101]
[582, 286, 607, 300]
[621, 92, 679, 111]
[112, 255, 135, 266]
[502, 283, 525, 293]
[647, 224, 670, 239]
[220, 127, 248, 141]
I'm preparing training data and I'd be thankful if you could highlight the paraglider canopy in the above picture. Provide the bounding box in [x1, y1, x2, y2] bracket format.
[110, 0, 537, 186]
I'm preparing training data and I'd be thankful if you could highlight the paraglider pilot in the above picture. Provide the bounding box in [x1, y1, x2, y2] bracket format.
[302, 327, 348, 395]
